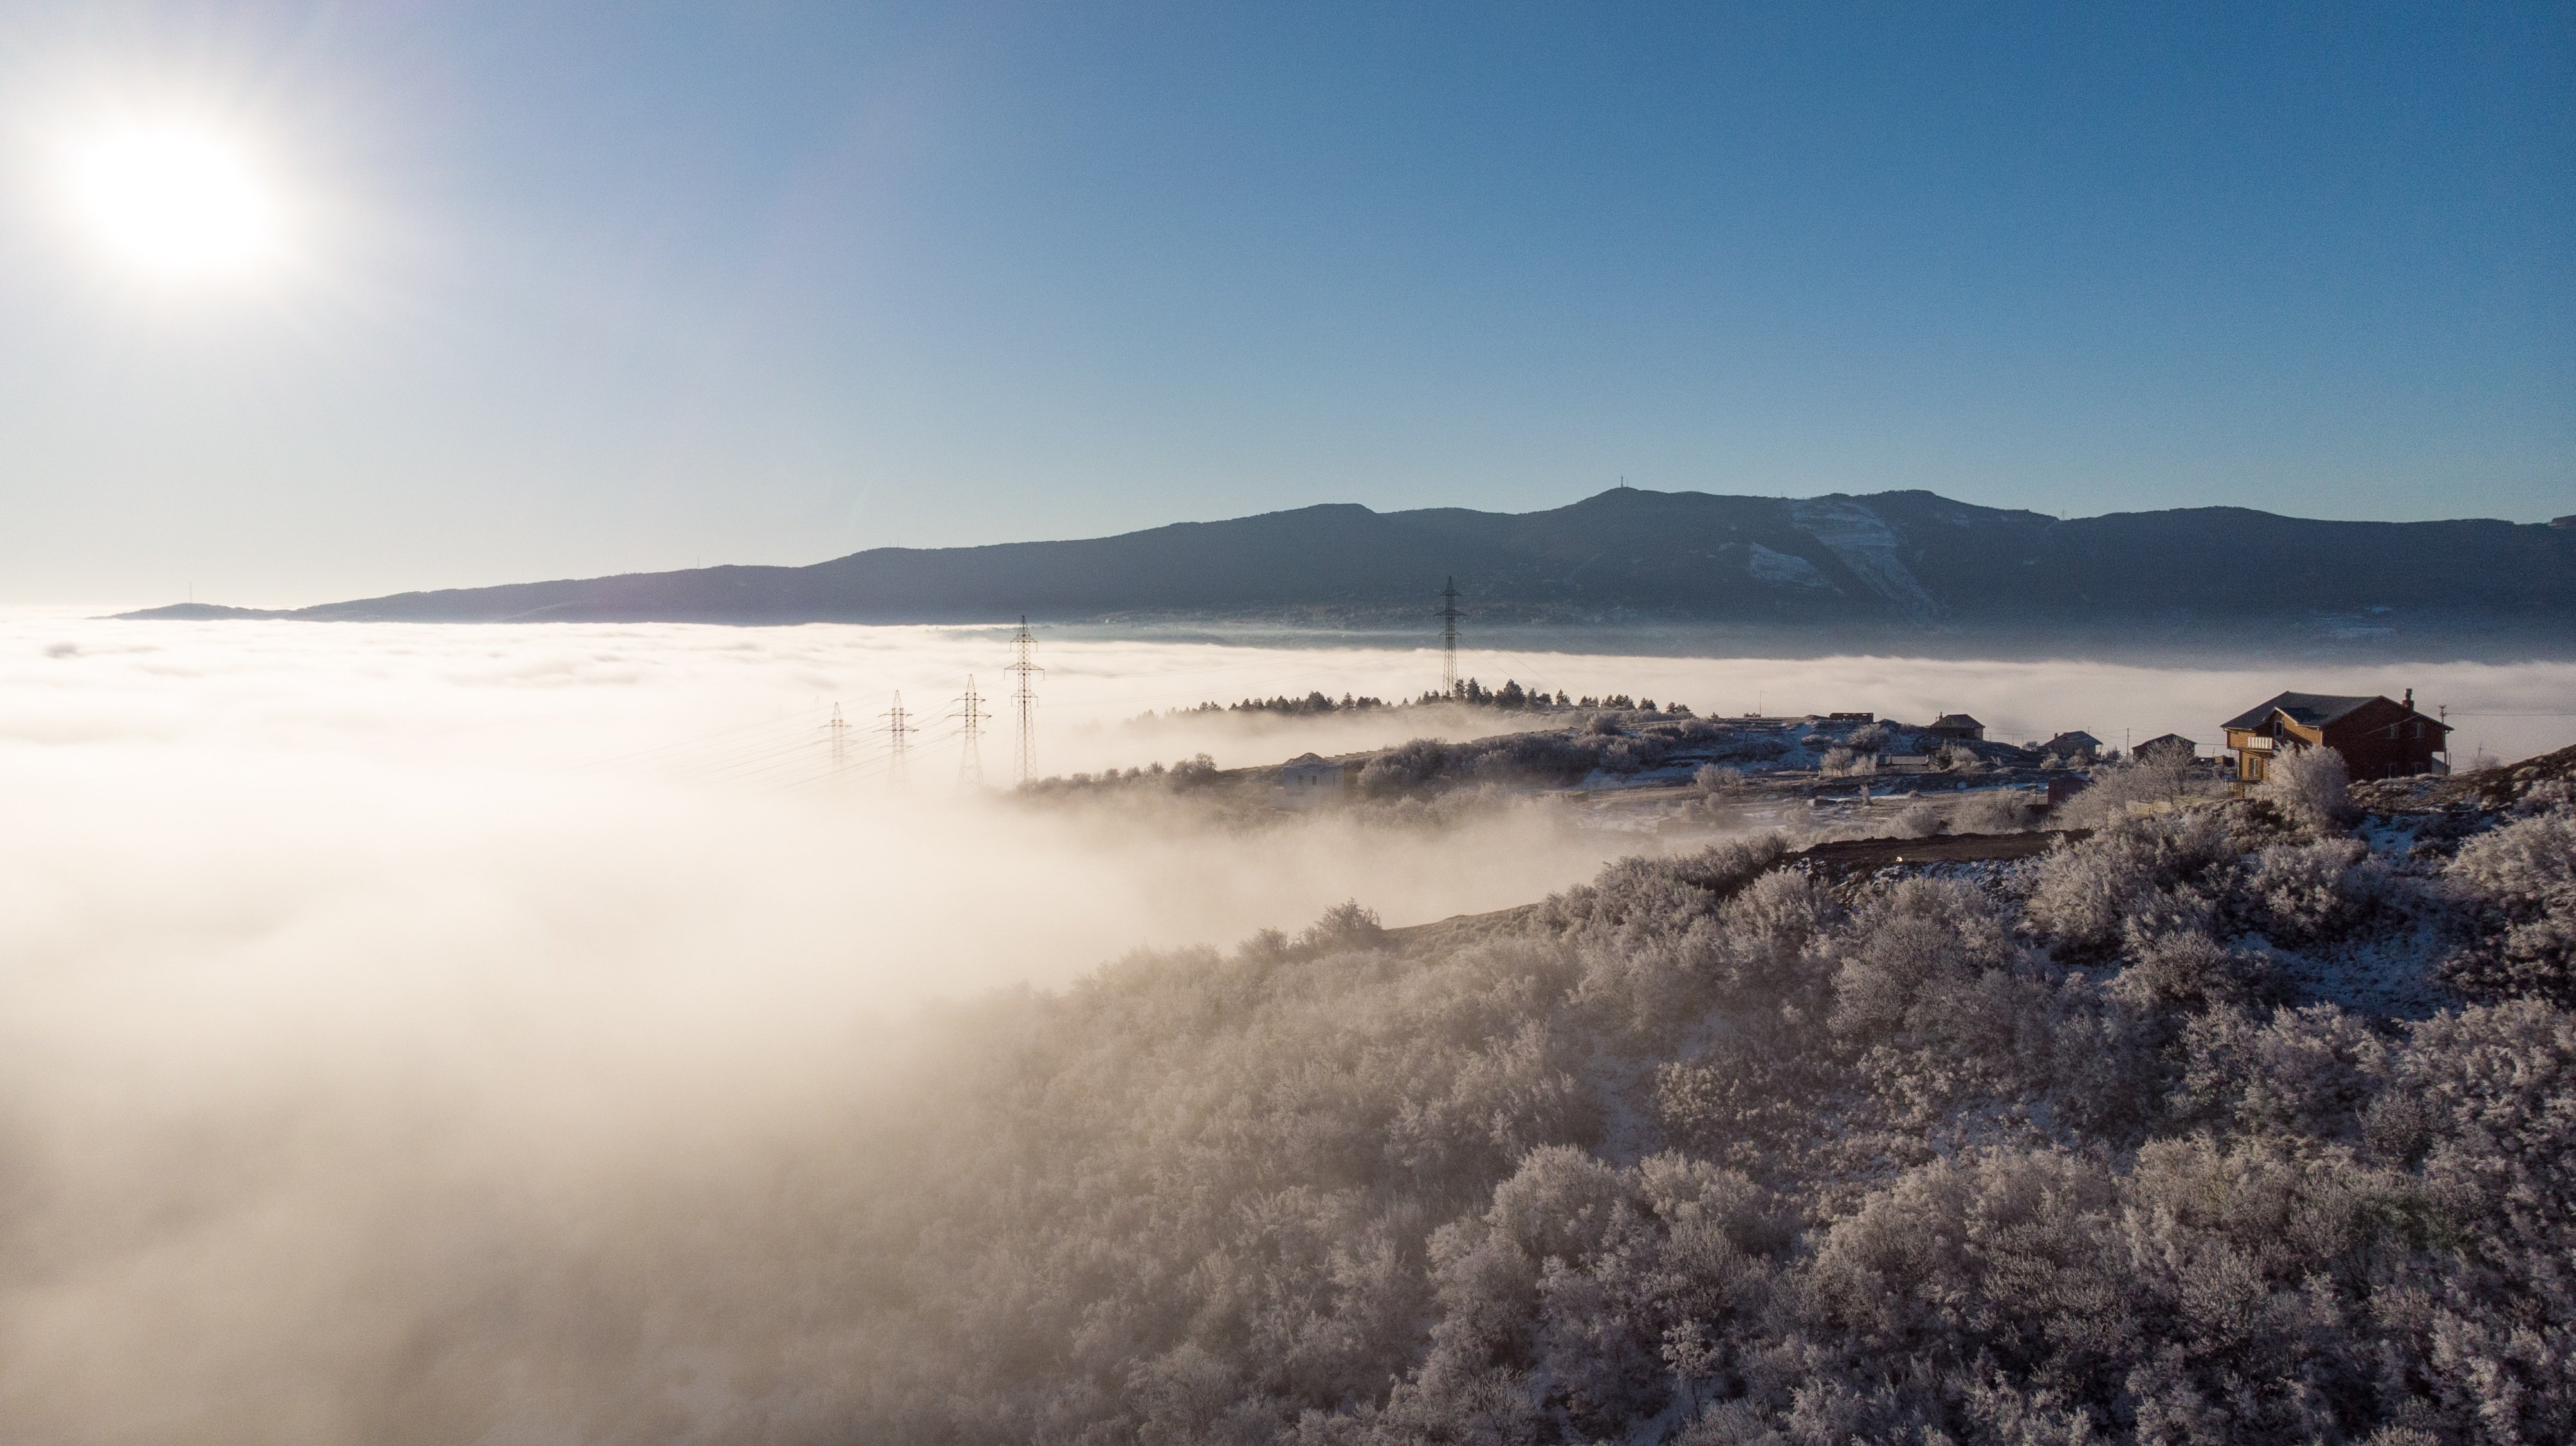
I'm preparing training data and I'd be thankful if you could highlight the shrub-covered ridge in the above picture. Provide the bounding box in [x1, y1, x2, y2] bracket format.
[786, 772, 2575, 1445]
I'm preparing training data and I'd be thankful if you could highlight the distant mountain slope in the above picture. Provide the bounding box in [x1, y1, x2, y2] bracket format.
[123, 489, 2576, 654]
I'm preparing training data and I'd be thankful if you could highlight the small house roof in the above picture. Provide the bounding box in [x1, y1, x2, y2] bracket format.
[2045, 730, 2102, 749]
[2220, 691, 2389, 731]
[2135, 733, 2197, 753]
[1930, 713, 1982, 729]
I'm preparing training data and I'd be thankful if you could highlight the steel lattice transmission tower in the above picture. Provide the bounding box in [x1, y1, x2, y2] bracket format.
[825, 702, 850, 778]
[1438, 576, 1462, 699]
[883, 691, 913, 790]
[956, 675, 991, 790]
[1005, 616, 1044, 784]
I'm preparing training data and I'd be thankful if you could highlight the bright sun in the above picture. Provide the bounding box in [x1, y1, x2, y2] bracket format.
[59, 123, 282, 281]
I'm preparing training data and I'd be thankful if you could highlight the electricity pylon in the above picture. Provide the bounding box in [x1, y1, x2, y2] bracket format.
[825, 702, 850, 780]
[883, 691, 912, 790]
[1438, 577, 1461, 699]
[1005, 617, 1043, 784]
[958, 675, 991, 790]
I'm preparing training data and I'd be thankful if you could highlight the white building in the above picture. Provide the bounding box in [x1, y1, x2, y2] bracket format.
[1277, 753, 1346, 809]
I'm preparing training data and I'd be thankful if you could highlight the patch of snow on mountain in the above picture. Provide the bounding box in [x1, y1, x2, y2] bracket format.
[1746, 542, 1835, 589]
[1791, 498, 1942, 621]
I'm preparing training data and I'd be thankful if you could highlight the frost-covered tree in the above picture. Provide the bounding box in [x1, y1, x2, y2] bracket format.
[1693, 764, 1746, 796]
[2259, 742, 2355, 831]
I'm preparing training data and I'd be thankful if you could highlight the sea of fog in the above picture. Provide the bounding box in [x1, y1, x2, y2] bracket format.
[2, 610, 2570, 1439]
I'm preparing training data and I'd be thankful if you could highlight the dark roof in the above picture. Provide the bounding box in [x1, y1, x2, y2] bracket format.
[2045, 730, 2102, 747]
[2222, 691, 2386, 731]
[1930, 713, 1982, 728]
[2135, 733, 2197, 753]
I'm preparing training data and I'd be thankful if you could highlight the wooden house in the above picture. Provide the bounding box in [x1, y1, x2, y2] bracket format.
[1926, 713, 1985, 742]
[2221, 691, 2449, 783]
[2133, 733, 2197, 764]
[2042, 730, 2102, 760]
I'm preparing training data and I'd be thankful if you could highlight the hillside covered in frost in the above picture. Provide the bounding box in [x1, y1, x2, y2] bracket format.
[437, 751, 2576, 1445]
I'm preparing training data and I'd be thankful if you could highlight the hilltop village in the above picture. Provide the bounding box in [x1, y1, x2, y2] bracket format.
[1048, 684, 2457, 845]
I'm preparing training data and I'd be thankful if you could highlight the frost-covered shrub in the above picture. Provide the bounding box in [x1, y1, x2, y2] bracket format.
[1807, 1148, 2121, 1369]
[1818, 746, 1861, 776]
[2258, 744, 2355, 832]
[1935, 742, 1983, 774]
[1708, 868, 1838, 1002]
[2056, 753, 2207, 827]
[2175, 1003, 2389, 1137]
[2024, 812, 2233, 955]
[2224, 837, 2372, 944]
[1707, 734, 1789, 765]
[1551, 839, 1793, 1038]
[1693, 764, 1746, 796]
[1826, 878, 2024, 1045]
[2111, 929, 2275, 1011]
[1830, 888, 2121, 1125]
[1358, 738, 1450, 796]
[1386, 1017, 1599, 1190]
[1954, 789, 2037, 834]
[1887, 802, 1944, 839]
[2516, 778, 2576, 817]
[1465, 731, 1595, 783]
[1402, 1148, 1795, 1438]
[1849, 723, 1892, 752]
[1543, 837, 1787, 942]
[1298, 899, 1386, 953]
[2442, 810, 2576, 1003]
[2450, 806, 2576, 904]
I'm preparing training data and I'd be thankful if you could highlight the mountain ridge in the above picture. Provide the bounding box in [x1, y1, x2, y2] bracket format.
[120, 488, 2576, 657]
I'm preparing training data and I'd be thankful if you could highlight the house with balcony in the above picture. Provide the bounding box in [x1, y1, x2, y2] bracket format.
[2221, 691, 2449, 783]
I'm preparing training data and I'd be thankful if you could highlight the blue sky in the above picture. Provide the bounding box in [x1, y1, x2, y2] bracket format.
[1, 2, 2569, 603]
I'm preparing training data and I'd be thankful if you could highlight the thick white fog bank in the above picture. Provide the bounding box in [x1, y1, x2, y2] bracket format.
[15, 612, 2568, 772]
[6, 614, 2570, 1040]
[2, 616, 1663, 1441]
[6, 614, 2568, 1036]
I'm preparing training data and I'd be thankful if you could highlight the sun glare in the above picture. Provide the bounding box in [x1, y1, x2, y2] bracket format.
[59, 122, 282, 281]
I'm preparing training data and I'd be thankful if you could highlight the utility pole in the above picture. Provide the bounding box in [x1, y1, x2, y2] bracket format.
[1438, 577, 1461, 699]
[884, 692, 913, 790]
[825, 702, 850, 779]
[958, 675, 991, 790]
[1005, 616, 1043, 784]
